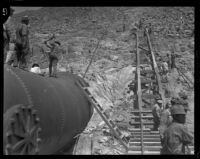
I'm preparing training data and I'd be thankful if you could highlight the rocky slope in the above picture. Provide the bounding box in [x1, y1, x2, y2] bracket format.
[12, 7, 194, 154]
[12, 7, 194, 71]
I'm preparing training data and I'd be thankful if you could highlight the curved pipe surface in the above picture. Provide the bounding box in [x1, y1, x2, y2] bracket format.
[4, 65, 93, 154]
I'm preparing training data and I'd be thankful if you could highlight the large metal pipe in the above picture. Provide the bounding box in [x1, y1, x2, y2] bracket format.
[3, 65, 93, 154]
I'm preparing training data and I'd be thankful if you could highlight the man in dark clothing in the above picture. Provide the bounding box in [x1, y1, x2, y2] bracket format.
[152, 99, 162, 131]
[167, 53, 171, 71]
[4, 8, 16, 64]
[178, 91, 190, 113]
[44, 34, 61, 77]
[15, 16, 30, 69]
[161, 105, 193, 154]
[171, 53, 176, 69]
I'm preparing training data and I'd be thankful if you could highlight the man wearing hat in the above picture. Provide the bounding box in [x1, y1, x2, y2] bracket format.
[159, 102, 173, 145]
[15, 15, 30, 69]
[171, 96, 190, 114]
[178, 91, 190, 113]
[4, 7, 16, 65]
[44, 34, 61, 77]
[152, 98, 162, 131]
[161, 105, 193, 154]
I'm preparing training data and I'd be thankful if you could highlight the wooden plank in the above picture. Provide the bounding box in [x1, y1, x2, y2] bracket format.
[130, 138, 161, 142]
[128, 150, 160, 155]
[130, 109, 152, 113]
[135, 30, 144, 153]
[129, 145, 194, 151]
[130, 134, 160, 139]
[128, 146, 161, 151]
[75, 81, 129, 150]
[128, 127, 151, 132]
[131, 115, 153, 119]
[129, 141, 161, 146]
[73, 134, 92, 155]
[145, 28, 166, 108]
[132, 131, 160, 135]
[129, 122, 154, 125]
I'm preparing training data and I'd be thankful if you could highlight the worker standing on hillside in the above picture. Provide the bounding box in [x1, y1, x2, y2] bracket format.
[159, 102, 173, 145]
[152, 99, 162, 131]
[167, 53, 171, 71]
[179, 92, 190, 114]
[15, 16, 30, 69]
[161, 105, 193, 154]
[162, 60, 169, 76]
[44, 34, 61, 77]
[170, 45, 176, 70]
[4, 8, 16, 65]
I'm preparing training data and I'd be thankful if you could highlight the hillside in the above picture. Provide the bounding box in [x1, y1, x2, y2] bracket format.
[11, 7, 194, 154]
[12, 7, 194, 71]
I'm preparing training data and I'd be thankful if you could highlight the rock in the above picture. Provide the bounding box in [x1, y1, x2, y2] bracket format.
[174, 43, 181, 52]
[98, 136, 109, 143]
[115, 114, 124, 122]
[98, 121, 105, 127]
[188, 40, 194, 49]
[83, 125, 96, 134]
[101, 149, 113, 155]
[102, 128, 111, 136]
[110, 55, 119, 61]
[93, 148, 102, 155]
[180, 46, 186, 52]
[113, 149, 124, 154]
[121, 130, 130, 137]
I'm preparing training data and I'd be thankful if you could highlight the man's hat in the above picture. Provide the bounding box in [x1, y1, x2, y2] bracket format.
[171, 105, 186, 115]
[21, 16, 29, 22]
[157, 100, 163, 104]
[171, 97, 180, 105]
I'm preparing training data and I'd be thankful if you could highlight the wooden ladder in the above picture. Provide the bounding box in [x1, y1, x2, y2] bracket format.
[75, 80, 129, 151]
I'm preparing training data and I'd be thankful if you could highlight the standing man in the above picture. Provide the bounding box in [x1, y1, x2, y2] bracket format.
[170, 45, 176, 69]
[3, 8, 16, 65]
[162, 60, 169, 76]
[152, 99, 162, 131]
[159, 102, 173, 145]
[44, 34, 61, 77]
[167, 53, 171, 71]
[161, 59, 169, 82]
[15, 16, 30, 69]
[161, 105, 193, 154]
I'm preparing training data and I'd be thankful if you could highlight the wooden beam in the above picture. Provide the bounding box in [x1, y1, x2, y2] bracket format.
[145, 28, 166, 108]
